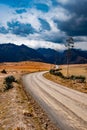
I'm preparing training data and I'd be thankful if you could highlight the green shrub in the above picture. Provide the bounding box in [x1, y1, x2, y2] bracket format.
[4, 75, 16, 84]
[76, 76, 86, 83]
[1, 69, 7, 74]
[49, 69, 86, 83]
[4, 83, 13, 91]
[3, 75, 16, 91]
[70, 75, 86, 83]
[54, 71, 64, 78]
[49, 69, 55, 74]
[55, 68, 62, 71]
[49, 69, 64, 78]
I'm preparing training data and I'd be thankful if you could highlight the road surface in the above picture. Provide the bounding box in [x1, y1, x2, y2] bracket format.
[22, 71, 87, 130]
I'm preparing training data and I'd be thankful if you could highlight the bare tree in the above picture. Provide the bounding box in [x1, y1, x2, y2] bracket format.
[65, 37, 74, 77]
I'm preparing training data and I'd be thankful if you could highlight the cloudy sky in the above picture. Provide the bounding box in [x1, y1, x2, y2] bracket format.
[0, 0, 87, 50]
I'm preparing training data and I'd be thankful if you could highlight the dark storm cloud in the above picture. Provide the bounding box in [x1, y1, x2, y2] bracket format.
[54, 0, 87, 37]
[7, 21, 36, 36]
[54, 16, 87, 36]
[62, 0, 87, 15]
[44, 34, 65, 43]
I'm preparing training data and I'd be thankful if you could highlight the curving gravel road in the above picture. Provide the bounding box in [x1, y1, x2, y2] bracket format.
[22, 71, 87, 130]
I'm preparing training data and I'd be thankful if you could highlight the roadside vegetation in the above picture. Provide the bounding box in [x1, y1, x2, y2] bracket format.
[44, 65, 87, 93]
[50, 69, 86, 83]
[3, 75, 18, 91]
[1, 69, 7, 74]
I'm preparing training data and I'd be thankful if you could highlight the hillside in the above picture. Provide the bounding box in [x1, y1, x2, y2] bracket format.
[37, 48, 87, 64]
[0, 43, 87, 64]
[0, 43, 45, 62]
[37, 48, 60, 64]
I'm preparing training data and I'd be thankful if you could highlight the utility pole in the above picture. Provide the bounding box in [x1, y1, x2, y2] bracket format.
[65, 37, 74, 77]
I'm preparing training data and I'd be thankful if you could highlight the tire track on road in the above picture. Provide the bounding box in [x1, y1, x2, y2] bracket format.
[22, 72, 87, 130]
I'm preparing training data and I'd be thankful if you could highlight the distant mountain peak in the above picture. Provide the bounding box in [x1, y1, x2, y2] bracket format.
[0, 43, 45, 62]
[0, 43, 87, 64]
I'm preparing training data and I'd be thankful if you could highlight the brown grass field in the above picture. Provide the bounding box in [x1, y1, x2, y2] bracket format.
[60, 64, 87, 80]
[44, 64, 87, 93]
[0, 61, 51, 73]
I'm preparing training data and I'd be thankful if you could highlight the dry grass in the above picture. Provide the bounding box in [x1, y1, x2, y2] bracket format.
[0, 61, 59, 130]
[60, 64, 87, 79]
[44, 64, 87, 93]
[0, 61, 51, 73]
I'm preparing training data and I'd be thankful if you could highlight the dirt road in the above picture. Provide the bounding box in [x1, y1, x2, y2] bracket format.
[22, 71, 87, 130]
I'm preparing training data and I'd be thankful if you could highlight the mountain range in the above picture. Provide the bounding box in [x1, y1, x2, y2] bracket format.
[0, 43, 87, 64]
[0, 43, 45, 62]
[37, 48, 87, 64]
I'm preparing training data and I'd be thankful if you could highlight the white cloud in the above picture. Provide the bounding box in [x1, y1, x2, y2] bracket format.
[74, 36, 87, 42]
[41, 6, 72, 24]
[0, 33, 65, 50]
[73, 36, 87, 50]
[51, 7, 71, 21]
[0, 3, 72, 30]
[26, 40, 65, 50]
[0, 3, 87, 51]
[75, 42, 87, 50]
[16, 8, 41, 31]
[16, 6, 72, 33]
[0, 4, 68, 43]
[0, 4, 15, 28]
[0, 30, 87, 51]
